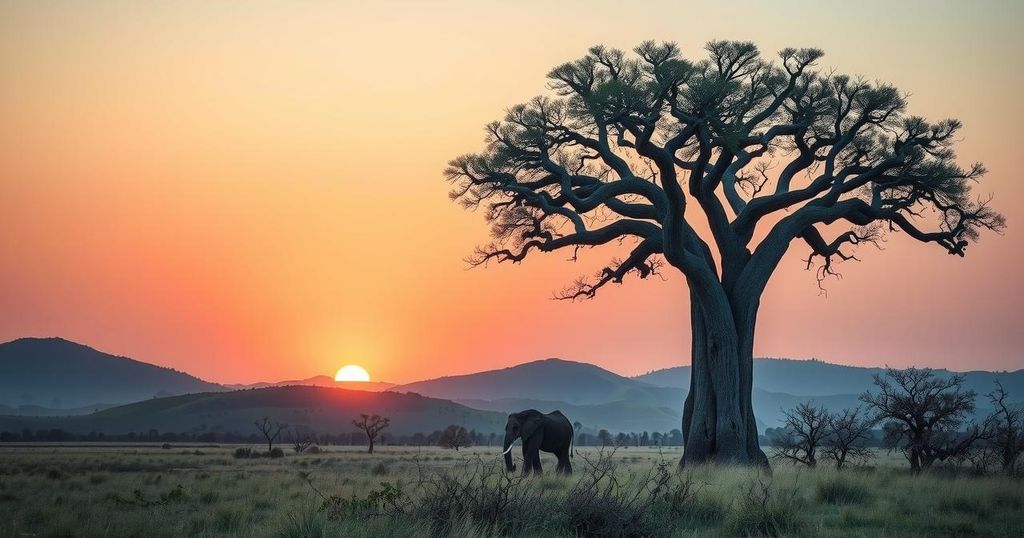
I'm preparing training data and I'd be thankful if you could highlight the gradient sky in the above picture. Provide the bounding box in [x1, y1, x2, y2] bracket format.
[1, 1, 1022, 384]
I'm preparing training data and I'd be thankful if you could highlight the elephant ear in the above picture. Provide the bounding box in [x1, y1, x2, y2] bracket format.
[521, 414, 543, 440]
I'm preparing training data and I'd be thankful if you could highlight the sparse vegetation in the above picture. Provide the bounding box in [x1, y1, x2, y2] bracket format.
[351, 414, 390, 454]
[253, 416, 287, 454]
[1, 445, 1021, 537]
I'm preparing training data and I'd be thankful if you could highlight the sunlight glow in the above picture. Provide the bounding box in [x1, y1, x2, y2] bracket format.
[335, 364, 370, 382]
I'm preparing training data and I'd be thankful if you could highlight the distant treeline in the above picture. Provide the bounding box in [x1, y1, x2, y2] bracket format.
[0, 427, 887, 448]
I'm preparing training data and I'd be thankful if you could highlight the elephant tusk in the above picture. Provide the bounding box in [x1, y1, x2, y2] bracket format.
[501, 444, 515, 456]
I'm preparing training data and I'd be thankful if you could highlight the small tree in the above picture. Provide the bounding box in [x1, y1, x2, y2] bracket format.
[861, 368, 982, 472]
[771, 402, 830, 467]
[984, 381, 1023, 475]
[598, 429, 611, 447]
[438, 425, 471, 450]
[352, 414, 390, 454]
[254, 417, 287, 454]
[291, 430, 314, 454]
[822, 407, 875, 469]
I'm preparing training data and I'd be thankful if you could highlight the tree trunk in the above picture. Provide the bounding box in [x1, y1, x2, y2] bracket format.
[681, 288, 768, 467]
[908, 446, 921, 472]
[368, 437, 374, 454]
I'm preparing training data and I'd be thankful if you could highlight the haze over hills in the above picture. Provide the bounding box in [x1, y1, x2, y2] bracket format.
[634, 359, 1024, 403]
[0, 385, 506, 436]
[225, 376, 395, 392]
[0, 338, 225, 410]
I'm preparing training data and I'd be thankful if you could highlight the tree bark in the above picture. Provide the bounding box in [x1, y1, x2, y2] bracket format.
[680, 287, 768, 467]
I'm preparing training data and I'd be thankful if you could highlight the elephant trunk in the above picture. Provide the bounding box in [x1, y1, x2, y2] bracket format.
[502, 433, 516, 472]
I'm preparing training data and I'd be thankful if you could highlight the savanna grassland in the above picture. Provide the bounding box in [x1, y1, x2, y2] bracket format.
[0, 445, 1021, 537]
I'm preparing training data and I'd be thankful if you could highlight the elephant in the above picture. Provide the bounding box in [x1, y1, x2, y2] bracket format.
[501, 409, 573, 475]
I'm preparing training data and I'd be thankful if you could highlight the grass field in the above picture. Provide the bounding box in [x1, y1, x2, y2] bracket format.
[0, 444, 1021, 537]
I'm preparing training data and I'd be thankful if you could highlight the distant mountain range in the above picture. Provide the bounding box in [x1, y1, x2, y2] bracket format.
[0, 338, 224, 410]
[394, 358, 680, 406]
[1, 337, 1021, 436]
[633, 358, 1024, 400]
[0, 385, 505, 436]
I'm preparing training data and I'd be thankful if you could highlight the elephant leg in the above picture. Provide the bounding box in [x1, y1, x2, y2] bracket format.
[523, 433, 544, 475]
[558, 450, 572, 475]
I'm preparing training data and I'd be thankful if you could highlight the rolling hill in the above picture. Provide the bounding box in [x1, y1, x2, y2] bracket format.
[0, 337, 225, 409]
[0, 385, 507, 436]
[393, 358, 679, 406]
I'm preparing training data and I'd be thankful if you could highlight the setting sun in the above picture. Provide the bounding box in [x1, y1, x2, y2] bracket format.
[334, 364, 370, 382]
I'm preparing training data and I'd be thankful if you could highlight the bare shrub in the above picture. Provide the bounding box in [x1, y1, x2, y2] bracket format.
[771, 402, 830, 467]
[302, 448, 716, 536]
[729, 475, 804, 537]
[821, 407, 875, 470]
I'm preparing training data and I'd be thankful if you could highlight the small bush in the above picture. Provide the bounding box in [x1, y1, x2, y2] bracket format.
[161, 443, 172, 450]
[370, 462, 389, 476]
[45, 468, 67, 481]
[306, 445, 322, 454]
[269, 448, 285, 458]
[233, 447, 255, 459]
[729, 475, 804, 537]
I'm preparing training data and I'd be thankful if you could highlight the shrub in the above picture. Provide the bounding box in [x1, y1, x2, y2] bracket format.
[306, 445, 322, 454]
[370, 462, 389, 476]
[304, 449, 708, 537]
[559, 454, 674, 537]
[269, 447, 285, 458]
[233, 447, 255, 459]
[729, 475, 804, 537]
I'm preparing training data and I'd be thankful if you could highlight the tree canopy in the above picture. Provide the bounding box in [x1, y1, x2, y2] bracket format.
[447, 40, 1003, 297]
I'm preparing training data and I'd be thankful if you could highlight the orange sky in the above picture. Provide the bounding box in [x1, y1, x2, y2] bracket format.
[1, 1, 1022, 384]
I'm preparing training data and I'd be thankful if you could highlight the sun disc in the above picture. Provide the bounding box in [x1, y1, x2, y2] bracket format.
[335, 364, 370, 382]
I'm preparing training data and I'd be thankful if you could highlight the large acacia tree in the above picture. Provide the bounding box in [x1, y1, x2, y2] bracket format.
[446, 41, 1003, 466]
